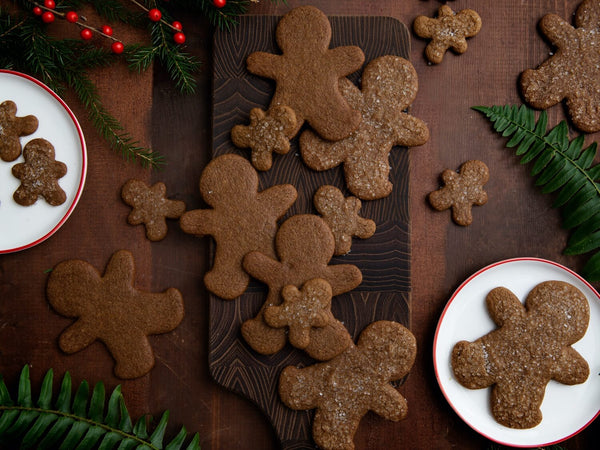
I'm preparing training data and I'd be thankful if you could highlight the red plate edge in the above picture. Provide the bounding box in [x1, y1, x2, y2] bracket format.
[432, 257, 600, 448]
[0, 69, 88, 254]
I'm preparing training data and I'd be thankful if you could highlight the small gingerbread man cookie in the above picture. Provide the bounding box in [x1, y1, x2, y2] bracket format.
[313, 185, 376, 255]
[413, 5, 482, 64]
[47, 250, 185, 379]
[452, 281, 590, 428]
[246, 5, 365, 140]
[242, 214, 361, 359]
[279, 321, 417, 450]
[300, 56, 429, 200]
[264, 278, 332, 350]
[179, 154, 297, 300]
[428, 160, 489, 226]
[231, 106, 297, 171]
[520, 0, 600, 132]
[12, 138, 67, 206]
[121, 179, 186, 241]
[0, 100, 38, 162]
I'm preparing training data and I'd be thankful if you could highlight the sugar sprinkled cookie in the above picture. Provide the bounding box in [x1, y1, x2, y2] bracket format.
[279, 320, 417, 450]
[121, 179, 186, 241]
[300, 55, 429, 200]
[179, 154, 297, 300]
[47, 250, 185, 379]
[12, 138, 67, 206]
[413, 5, 482, 64]
[246, 5, 365, 140]
[520, 0, 600, 132]
[0, 100, 38, 162]
[452, 281, 589, 428]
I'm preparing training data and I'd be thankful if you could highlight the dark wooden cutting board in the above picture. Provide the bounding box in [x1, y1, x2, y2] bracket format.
[210, 14, 411, 449]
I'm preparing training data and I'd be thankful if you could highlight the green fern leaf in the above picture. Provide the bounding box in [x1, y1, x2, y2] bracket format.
[0, 366, 200, 450]
[474, 104, 600, 281]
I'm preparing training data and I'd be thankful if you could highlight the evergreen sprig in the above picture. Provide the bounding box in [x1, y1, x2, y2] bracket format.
[0, 365, 200, 449]
[474, 104, 600, 281]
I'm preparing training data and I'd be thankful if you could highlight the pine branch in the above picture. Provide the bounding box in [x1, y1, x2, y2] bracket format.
[474, 104, 600, 281]
[0, 365, 200, 449]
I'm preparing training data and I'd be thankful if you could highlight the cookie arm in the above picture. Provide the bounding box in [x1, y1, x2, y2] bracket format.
[539, 14, 576, 49]
[246, 52, 281, 80]
[371, 384, 408, 421]
[299, 129, 349, 171]
[243, 251, 283, 285]
[179, 208, 217, 237]
[259, 183, 297, 218]
[278, 365, 323, 410]
[392, 114, 430, 148]
[328, 46, 365, 76]
[326, 264, 362, 296]
[139, 289, 185, 334]
[552, 347, 590, 385]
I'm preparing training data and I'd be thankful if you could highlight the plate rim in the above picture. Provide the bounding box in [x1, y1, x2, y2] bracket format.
[433, 257, 600, 448]
[0, 69, 87, 253]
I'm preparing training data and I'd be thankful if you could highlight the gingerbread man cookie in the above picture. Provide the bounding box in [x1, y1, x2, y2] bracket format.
[279, 321, 417, 450]
[452, 281, 589, 428]
[520, 0, 600, 132]
[246, 5, 365, 141]
[413, 5, 482, 64]
[121, 179, 186, 241]
[231, 106, 297, 171]
[300, 56, 429, 200]
[47, 250, 185, 379]
[264, 278, 332, 350]
[179, 154, 297, 300]
[313, 185, 376, 255]
[428, 160, 489, 226]
[242, 214, 361, 359]
[12, 138, 67, 206]
[0, 100, 38, 162]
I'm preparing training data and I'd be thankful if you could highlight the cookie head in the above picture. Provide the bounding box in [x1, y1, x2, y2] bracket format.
[276, 5, 331, 53]
[275, 214, 335, 266]
[199, 153, 259, 206]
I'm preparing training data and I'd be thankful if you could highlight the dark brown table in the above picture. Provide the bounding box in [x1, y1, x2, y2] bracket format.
[1, 1, 598, 448]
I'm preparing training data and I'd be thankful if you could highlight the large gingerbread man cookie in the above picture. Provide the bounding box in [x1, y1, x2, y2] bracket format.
[0, 100, 38, 162]
[300, 56, 429, 200]
[520, 0, 600, 132]
[452, 281, 590, 428]
[246, 5, 365, 141]
[179, 154, 297, 300]
[279, 321, 417, 450]
[47, 250, 185, 379]
[242, 214, 361, 359]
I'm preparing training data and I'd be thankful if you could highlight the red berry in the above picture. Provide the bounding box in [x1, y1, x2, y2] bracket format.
[173, 32, 186, 45]
[44, 0, 56, 9]
[66, 11, 79, 23]
[101, 25, 113, 36]
[172, 21, 183, 31]
[111, 41, 124, 54]
[33, 6, 42, 16]
[41, 11, 55, 23]
[213, 0, 226, 8]
[148, 8, 162, 22]
[80, 28, 93, 40]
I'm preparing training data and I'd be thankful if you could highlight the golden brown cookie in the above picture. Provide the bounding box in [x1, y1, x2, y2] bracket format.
[246, 5, 365, 141]
[300, 55, 429, 200]
[242, 214, 361, 359]
[264, 278, 332, 350]
[428, 160, 488, 226]
[413, 5, 482, 64]
[230, 106, 297, 171]
[279, 321, 417, 450]
[0, 100, 38, 162]
[313, 185, 376, 255]
[179, 154, 297, 300]
[452, 281, 590, 428]
[520, 0, 600, 132]
[47, 250, 185, 379]
[121, 179, 186, 241]
[12, 138, 67, 206]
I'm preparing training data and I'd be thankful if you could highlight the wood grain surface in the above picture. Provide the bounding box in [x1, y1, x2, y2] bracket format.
[0, 0, 599, 449]
[211, 15, 412, 449]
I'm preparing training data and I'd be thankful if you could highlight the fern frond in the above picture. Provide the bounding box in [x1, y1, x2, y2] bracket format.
[474, 104, 600, 281]
[0, 366, 200, 450]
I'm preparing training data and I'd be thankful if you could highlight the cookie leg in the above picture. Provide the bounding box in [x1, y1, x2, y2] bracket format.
[106, 334, 156, 379]
[491, 381, 544, 429]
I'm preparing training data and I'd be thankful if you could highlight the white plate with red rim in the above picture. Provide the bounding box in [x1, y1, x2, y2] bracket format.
[434, 258, 600, 447]
[0, 70, 87, 253]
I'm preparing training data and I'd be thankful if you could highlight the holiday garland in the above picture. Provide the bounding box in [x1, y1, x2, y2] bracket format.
[0, 0, 278, 167]
[0, 365, 200, 449]
[474, 104, 600, 282]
